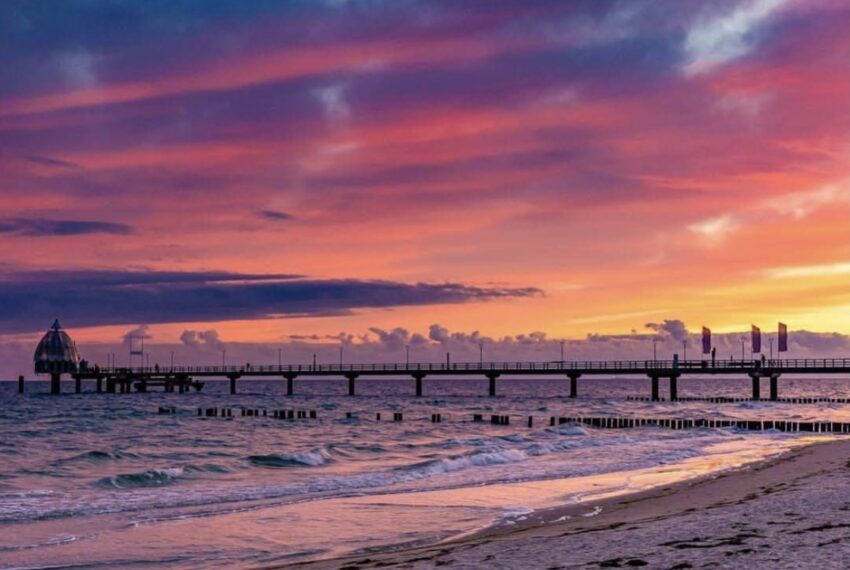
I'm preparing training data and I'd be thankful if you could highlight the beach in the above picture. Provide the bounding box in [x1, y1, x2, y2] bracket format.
[286, 438, 850, 569]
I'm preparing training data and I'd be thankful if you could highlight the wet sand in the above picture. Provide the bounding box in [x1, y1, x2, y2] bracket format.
[277, 437, 850, 569]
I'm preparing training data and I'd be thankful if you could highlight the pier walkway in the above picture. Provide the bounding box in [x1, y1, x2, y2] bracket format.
[59, 358, 850, 401]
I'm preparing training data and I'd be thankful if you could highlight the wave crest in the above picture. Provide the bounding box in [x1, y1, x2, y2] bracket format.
[97, 467, 184, 489]
[248, 449, 332, 468]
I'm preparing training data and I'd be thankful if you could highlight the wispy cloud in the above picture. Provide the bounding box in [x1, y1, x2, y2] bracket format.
[0, 218, 133, 237]
[767, 181, 850, 219]
[687, 178, 850, 240]
[21, 155, 82, 169]
[258, 210, 295, 221]
[765, 262, 850, 279]
[687, 214, 740, 240]
[683, 0, 789, 75]
[312, 83, 350, 121]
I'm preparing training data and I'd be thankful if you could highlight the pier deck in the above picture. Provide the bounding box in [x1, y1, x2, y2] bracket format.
[57, 358, 850, 400]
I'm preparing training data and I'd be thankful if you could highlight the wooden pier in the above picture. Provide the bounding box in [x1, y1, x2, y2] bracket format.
[43, 357, 850, 401]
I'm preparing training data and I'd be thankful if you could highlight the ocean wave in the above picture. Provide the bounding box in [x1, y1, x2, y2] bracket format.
[97, 467, 185, 489]
[526, 439, 579, 456]
[248, 449, 332, 468]
[59, 449, 141, 463]
[403, 449, 527, 476]
[322, 443, 389, 460]
[557, 425, 590, 436]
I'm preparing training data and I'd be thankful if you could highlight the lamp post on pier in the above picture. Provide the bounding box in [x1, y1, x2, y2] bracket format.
[560, 340, 565, 364]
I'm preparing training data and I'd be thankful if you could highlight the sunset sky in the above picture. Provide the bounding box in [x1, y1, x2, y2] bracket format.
[1, 0, 849, 372]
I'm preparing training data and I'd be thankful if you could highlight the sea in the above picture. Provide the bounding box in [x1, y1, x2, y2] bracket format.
[1, 376, 847, 569]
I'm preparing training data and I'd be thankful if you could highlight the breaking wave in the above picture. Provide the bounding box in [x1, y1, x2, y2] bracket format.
[97, 467, 185, 489]
[248, 449, 332, 468]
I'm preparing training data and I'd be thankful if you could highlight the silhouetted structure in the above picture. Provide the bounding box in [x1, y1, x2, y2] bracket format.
[29, 320, 850, 400]
[71, 357, 849, 400]
[34, 320, 80, 394]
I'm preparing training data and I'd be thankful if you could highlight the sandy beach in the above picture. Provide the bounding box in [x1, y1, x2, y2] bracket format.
[282, 437, 850, 569]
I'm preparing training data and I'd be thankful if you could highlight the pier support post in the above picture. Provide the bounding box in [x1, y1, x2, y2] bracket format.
[96, 376, 103, 393]
[51, 373, 61, 395]
[487, 373, 500, 397]
[750, 373, 761, 401]
[413, 373, 425, 397]
[285, 373, 296, 396]
[18, 375, 24, 395]
[228, 374, 239, 395]
[568, 373, 580, 398]
[769, 374, 780, 401]
[669, 375, 679, 402]
[75, 376, 81, 394]
[649, 374, 659, 401]
[346, 373, 358, 396]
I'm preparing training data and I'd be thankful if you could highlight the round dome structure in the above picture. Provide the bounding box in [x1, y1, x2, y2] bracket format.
[34, 320, 80, 375]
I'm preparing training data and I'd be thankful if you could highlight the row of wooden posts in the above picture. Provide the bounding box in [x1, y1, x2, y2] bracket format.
[627, 396, 850, 404]
[162, 407, 850, 434]
[550, 416, 850, 433]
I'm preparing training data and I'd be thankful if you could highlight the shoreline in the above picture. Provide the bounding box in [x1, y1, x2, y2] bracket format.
[277, 436, 850, 569]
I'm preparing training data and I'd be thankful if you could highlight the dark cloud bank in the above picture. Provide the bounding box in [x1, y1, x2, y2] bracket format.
[0, 218, 133, 237]
[0, 269, 542, 333]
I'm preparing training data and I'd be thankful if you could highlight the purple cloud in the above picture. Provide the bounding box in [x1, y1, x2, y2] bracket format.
[0, 218, 134, 237]
[0, 269, 542, 333]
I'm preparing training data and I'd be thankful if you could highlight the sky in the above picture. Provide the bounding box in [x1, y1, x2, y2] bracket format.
[1, 0, 849, 375]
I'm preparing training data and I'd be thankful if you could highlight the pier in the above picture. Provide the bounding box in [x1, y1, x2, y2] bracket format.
[51, 357, 850, 400]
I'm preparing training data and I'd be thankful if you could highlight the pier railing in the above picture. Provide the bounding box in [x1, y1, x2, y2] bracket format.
[85, 357, 850, 376]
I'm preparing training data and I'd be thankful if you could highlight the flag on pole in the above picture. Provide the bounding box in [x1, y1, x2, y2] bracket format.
[702, 327, 711, 354]
[778, 322, 788, 352]
[751, 325, 762, 353]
